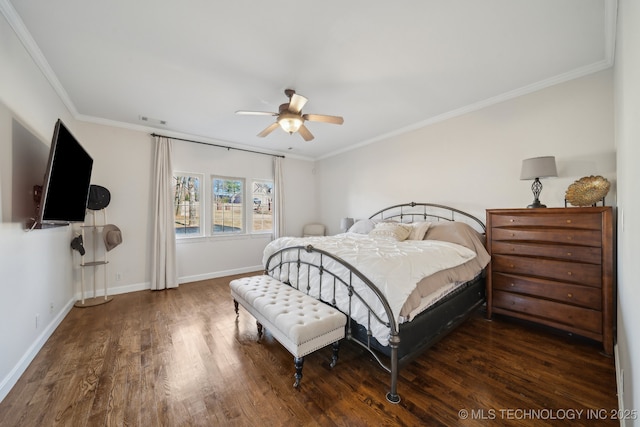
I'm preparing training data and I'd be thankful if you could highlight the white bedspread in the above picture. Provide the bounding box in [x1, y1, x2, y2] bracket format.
[262, 234, 477, 345]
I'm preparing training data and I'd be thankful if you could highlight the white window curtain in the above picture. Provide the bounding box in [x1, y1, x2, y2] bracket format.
[151, 136, 178, 290]
[273, 157, 285, 238]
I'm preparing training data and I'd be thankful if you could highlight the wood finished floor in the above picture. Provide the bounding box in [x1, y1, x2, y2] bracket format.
[0, 273, 618, 426]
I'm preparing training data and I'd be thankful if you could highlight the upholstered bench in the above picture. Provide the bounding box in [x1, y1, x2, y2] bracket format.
[230, 275, 347, 387]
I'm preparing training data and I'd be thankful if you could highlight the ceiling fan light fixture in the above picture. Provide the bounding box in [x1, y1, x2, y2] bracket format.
[238, 89, 342, 141]
[278, 113, 303, 134]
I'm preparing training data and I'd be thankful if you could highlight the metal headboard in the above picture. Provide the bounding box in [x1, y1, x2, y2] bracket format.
[368, 202, 486, 233]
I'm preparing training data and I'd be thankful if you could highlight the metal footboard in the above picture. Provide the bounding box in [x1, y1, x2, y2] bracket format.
[264, 244, 402, 403]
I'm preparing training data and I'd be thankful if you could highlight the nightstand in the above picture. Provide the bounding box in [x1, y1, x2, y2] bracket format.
[486, 207, 615, 355]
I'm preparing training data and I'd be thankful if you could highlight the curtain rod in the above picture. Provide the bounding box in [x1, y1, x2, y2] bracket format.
[150, 133, 285, 158]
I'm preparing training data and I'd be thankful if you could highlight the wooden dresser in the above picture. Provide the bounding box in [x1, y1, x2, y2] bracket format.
[486, 207, 615, 355]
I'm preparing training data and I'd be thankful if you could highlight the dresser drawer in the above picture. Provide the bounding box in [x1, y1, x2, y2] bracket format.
[491, 228, 601, 246]
[490, 241, 601, 264]
[490, 213, 602, 230]
[492, 272, 602, 310]
[492, 290, 602, 334]
[492, 254, 602, 287]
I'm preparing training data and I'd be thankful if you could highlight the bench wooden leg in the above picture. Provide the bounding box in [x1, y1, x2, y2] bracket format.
[330, 341, 340, 368]
[294, 356, 304, 388]
[233, 299, 239, 315]
[256, 321, 263, 338]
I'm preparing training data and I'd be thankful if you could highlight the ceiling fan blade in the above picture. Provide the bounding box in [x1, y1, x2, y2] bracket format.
[303, 114, 344, 125]
[288, 93, 308, 114]
[236, 110, 278, 116]
[257, 122, 280, 138]
[298, 124, 314, 141]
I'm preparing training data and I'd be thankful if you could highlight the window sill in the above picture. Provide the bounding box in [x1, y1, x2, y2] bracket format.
[176, 232, 273, 244]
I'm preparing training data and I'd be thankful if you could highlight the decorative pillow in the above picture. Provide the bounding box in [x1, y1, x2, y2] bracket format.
[424, 221, 485, 250]
[368, 222, 412, 241]
[407, 222, 431, 240]
[424, 221, 490, 271]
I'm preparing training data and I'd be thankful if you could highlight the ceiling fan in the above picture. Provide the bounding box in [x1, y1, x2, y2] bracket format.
[236, 89, 344, 141]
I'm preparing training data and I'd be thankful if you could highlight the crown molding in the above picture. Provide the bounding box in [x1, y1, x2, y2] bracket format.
[1, 0, 78, 116]
[3, 0, 618, 163]
[319, 0, 619, 161]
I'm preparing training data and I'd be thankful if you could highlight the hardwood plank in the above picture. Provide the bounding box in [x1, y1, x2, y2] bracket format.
[0, 273, 618, 426]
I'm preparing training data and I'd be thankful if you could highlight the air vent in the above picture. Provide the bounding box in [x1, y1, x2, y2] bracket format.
[139, 116, 167, 125]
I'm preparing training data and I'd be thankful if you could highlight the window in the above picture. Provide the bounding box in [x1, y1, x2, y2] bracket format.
[174, 172, 272, 238]
[252, 180, 273, 232]
[173, 173, 202, 237]
[212, 176, 244, 234]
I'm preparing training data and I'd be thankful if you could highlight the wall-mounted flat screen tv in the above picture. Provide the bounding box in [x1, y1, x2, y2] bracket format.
[37, 119, 93, 225]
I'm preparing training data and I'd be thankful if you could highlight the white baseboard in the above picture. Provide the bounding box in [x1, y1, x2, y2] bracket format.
[614, 343, 625, 426]
[0, 298, 74, 403]
[178, 265, 263, 284]
[75, 281, 149, 299]
[75, 265, 264, 297]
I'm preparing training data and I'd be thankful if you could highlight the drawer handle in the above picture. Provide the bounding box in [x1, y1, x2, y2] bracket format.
[509, 264, 514, 268]
[510, 219, 515, 223]
[567, 252, 572, 256]
[567, 271, 573, 276]
[510, 283, 515, 287]
[566, 219, 572, 224]
[510, 233, 515, 237]
[567, 293, 573, 298]
[567, 236, 573, 240]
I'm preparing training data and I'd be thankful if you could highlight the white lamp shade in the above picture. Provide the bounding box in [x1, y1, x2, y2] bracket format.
[520, 156, 558, 180]
[340, 217, 354, 232]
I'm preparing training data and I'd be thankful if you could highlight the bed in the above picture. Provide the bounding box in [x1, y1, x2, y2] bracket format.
[262, 202, 490, 403]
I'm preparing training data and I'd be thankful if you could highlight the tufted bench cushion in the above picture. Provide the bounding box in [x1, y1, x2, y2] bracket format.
[230, 275, 347, 358]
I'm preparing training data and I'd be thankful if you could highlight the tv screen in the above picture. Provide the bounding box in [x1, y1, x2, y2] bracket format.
[37, 119, 93, 225]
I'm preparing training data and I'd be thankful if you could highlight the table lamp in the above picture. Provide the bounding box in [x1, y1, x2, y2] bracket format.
[520, 156, 557, 208]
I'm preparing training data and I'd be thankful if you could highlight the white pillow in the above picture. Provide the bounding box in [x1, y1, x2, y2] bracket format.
[407, 222, 431, 240]
[348, 219, 378, 234]
[349, 218, 400, 233]
[368, 222, 412, 241]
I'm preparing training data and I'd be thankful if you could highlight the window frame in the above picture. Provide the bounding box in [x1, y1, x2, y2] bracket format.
[211, 175, 245, 235]
[251, 179, 274, 234]
[173, 170, 275, 240]
[173, 172, 204, 239]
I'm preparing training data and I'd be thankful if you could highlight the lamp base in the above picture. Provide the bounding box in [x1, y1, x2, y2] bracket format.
[526, 178, 548, 208]
[527, 199, 547, 208]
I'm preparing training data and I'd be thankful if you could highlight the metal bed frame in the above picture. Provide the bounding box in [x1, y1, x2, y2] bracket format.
[263, 202, 486, 404]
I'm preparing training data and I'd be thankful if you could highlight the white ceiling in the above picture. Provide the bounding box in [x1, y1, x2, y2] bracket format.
[4, 0, 615, 159]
